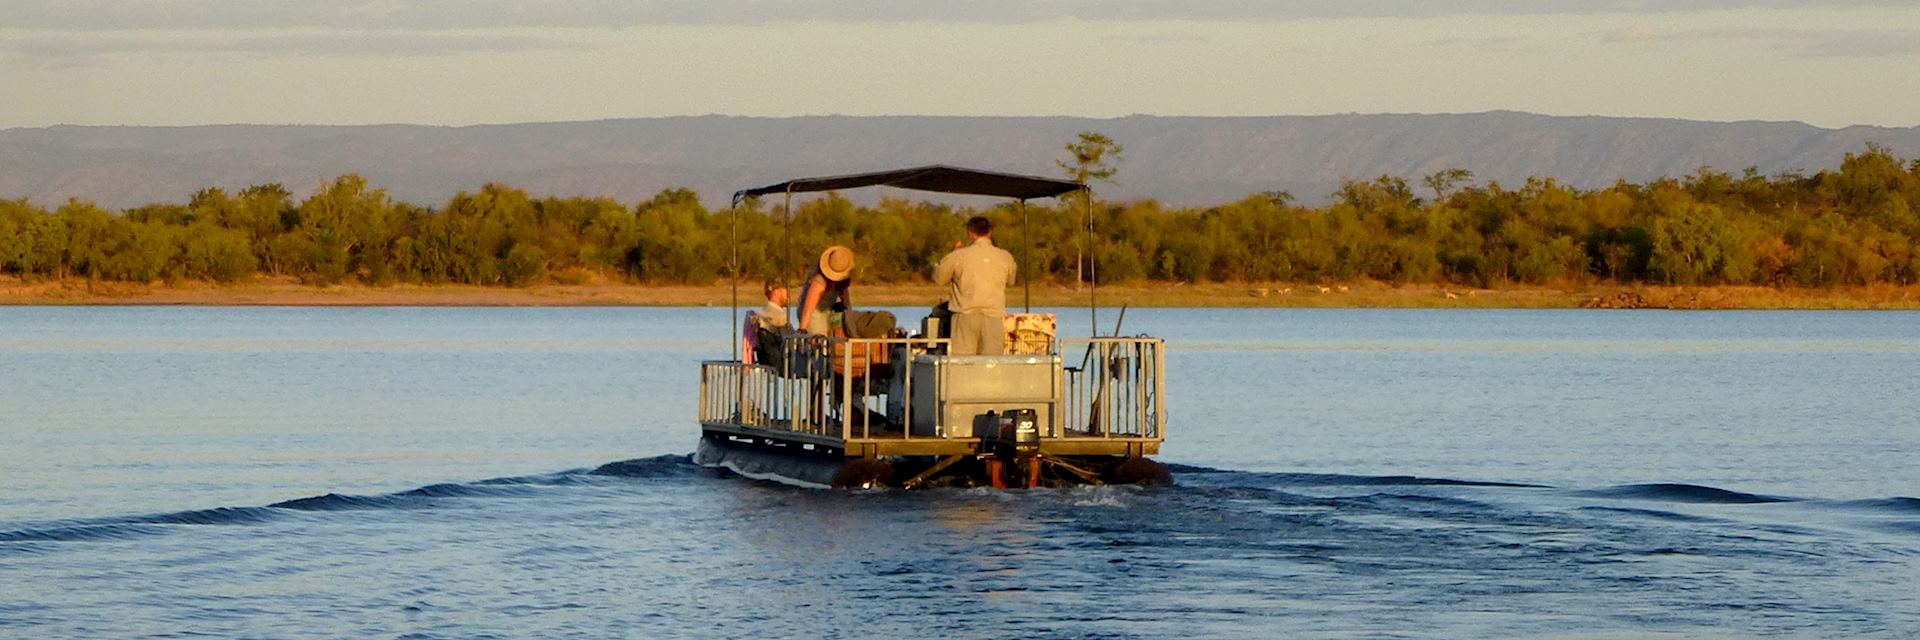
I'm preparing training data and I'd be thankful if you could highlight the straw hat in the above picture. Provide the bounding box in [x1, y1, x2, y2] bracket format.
[819, 245, 856, 281]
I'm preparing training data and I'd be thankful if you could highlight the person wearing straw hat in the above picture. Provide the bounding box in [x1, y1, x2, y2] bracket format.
[799, 245, 856, 336]
[934, 216, 1016, 356]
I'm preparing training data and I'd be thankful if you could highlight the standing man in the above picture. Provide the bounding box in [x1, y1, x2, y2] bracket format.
[934, 216, 1016, 356]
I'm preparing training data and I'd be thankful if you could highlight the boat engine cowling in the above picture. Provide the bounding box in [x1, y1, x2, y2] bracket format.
[986, 409, 1041, 458]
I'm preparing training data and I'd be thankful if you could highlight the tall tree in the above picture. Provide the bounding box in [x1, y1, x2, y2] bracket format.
[1423, 168, 1475, 202]
[1058, 131, 1123, 286]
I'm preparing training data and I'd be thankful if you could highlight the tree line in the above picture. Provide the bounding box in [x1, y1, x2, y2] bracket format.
[3, 146, 1918, 289]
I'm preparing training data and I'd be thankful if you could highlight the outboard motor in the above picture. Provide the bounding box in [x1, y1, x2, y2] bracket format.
[985, 409, 1043, 488]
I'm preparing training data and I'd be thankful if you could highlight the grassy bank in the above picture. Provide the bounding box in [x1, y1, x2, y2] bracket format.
[4, 276, 1918, 309]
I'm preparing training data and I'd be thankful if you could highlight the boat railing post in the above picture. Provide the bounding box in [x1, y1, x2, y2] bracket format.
[1076, 351, 1087, 435]
[860, 340, 872, 440]
[750, 365, 763, 428]
[1101, 341, 1113, 437]
[1051, 350, 1064, 438]
[774, 363, 786, 431]
[802, 334, 817, 434]
[1089, 341, 1099, 437]
[803, 339, 818, 435]
[1080, 360, 1088, 436]
[901, 341, 913, 441]
[840, 338, 854, 443]
[787, 349, 802, 434]
[1128, 342, 1144, 436]
[1144, 338, 1159, 438]
[1064, 355, 1077, 435]
[1121, 342, 1132, 437]
[772, 363, 785, 431]
[819, 339, 830, 437]
[791, 340, 804, 434]
[1104, 339, 1119, 437]
[723, 364, 733, 425]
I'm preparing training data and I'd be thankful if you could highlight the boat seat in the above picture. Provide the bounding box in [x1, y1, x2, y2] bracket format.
[778, 333, 891, 381]
[830, 334, 891, 380]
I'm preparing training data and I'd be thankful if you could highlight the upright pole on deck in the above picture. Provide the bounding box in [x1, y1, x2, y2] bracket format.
[783, 187, 795, 286]
[726, 195, 743, 427]
[730, 195, 740, 361]
[1019, 199, 1030, 313]
[1084, 185, 1098, 337]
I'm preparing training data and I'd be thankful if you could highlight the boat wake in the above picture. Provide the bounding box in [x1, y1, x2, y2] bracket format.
[2, 456, 1914, 549]
[0, 455, 696, 545]
[1571, 482, 1793, 504]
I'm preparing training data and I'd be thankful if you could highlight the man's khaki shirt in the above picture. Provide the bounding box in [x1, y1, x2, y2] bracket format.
[934, 237, 1017, 316]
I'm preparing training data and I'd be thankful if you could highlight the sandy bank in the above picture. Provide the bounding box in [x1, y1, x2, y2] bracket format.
[5, 276, 1919, 309]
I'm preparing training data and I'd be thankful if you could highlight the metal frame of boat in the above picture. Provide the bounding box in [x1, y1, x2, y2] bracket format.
[695, 165, 1169, 489]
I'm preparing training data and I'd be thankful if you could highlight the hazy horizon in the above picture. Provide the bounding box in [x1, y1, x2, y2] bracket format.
[7, 109, 1917, 132]
[4, 2, 1918, 130]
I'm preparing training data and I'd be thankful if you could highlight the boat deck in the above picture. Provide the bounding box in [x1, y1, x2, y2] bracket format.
[700, 336, 1164, 460]
[701, 420, 1160, 458]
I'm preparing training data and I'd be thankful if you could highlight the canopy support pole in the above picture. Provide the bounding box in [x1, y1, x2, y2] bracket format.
[1084, 186, 1098, 336]
[730, 196, 741, 361]
[1019, 199, 1031, 313]
[784, 187, 795, 286]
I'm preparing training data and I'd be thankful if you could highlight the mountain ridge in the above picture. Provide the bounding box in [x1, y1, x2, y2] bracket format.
[4, 112, 1917, 209]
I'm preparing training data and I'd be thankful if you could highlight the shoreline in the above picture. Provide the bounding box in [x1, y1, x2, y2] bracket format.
[4, 277, 1918, 309]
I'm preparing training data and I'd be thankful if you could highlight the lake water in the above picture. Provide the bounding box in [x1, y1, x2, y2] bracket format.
[1, 306, 1915, 638]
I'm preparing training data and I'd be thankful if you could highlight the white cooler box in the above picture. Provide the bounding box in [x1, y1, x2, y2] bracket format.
[906, 354, 1062, 439]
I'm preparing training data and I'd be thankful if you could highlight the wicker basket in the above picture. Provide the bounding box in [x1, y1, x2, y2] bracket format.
[1003, 313, 1057, 355]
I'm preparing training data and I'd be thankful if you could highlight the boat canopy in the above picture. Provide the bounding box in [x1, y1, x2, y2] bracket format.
[722, 161, 1102, 348]
[733, 165, 1082, 202]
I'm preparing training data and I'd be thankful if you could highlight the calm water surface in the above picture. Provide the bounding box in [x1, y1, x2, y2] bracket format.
[1, 307, 1916, 638]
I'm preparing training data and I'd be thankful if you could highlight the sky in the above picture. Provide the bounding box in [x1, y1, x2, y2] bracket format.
[3, 1, 1918, 129]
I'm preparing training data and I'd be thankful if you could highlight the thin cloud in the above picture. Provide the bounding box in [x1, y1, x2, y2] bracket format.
[1109, 30, 1212, 44]
[1425, 34, 1535, 51]
[0, 31, 586, 67]
[1800, 32, 1920, 58]
[1, 0, 1912, 31]
[1601, 25, 1920, 58]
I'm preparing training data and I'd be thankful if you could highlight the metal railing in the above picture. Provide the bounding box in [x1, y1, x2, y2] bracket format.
[831, 337, 945, 441]
[1062, 337, 1166, 440]
[700, 335, 947, 441]
[703, 334, 1164, 444]
[699, 360, 797, 430]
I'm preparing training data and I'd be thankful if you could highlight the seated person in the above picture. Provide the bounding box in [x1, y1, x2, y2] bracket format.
[742, 281, 790, 365]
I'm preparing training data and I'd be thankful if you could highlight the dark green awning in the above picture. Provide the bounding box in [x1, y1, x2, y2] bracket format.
[734, 165, 1082, 202]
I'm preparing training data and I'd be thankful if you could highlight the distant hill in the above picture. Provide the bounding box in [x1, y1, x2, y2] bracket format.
[4, 113, 1918, 210]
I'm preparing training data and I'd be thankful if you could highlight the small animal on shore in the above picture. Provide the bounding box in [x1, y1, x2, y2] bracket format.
[1317, 286, 1331, 294]
[1444, 291, 1459, 300]
[1337, 285, 1351, 293]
